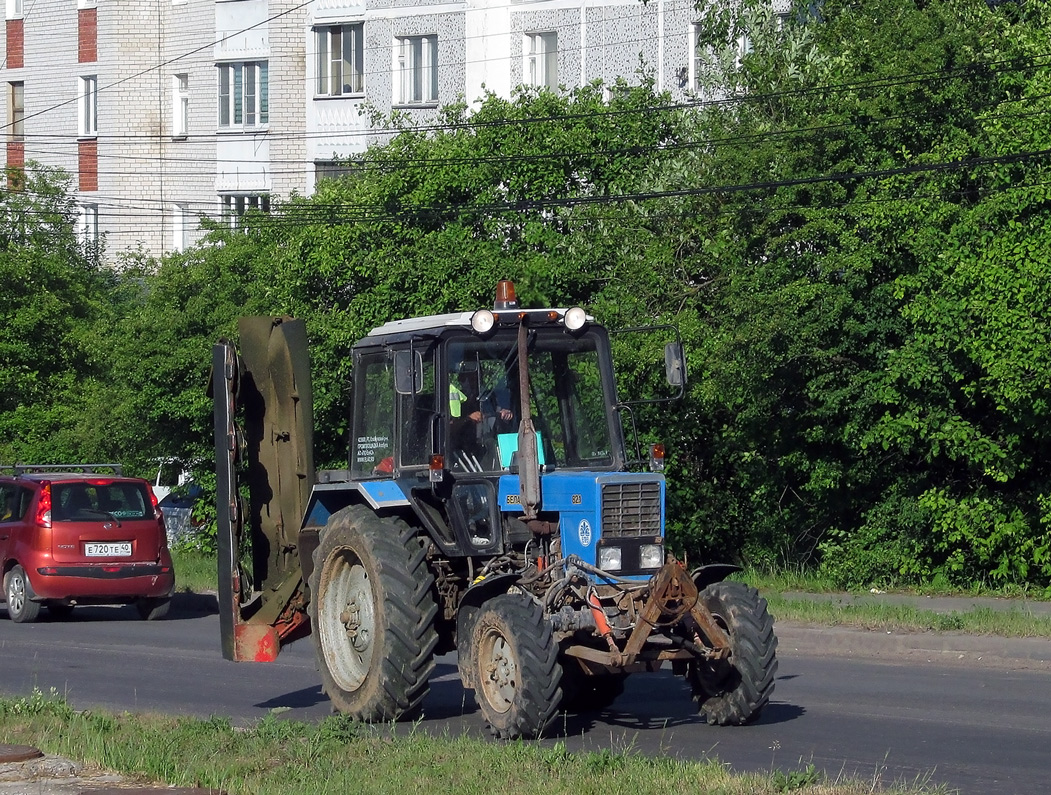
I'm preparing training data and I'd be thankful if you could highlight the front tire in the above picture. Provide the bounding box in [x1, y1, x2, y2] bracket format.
[5, 566, 41, 624]
[136, 597, 171, 621]
[687, 581, 777, 726]
[47, 601, 75, 619]
[309, 505, 438, 722]
[467, 593, 561, 739]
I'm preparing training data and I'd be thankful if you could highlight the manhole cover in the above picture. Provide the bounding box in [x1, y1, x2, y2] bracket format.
[0, 744, 44, 763]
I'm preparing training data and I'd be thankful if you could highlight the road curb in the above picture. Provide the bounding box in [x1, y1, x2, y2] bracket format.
[0, 752, 225, 795]
[777, 621, 1051, 670]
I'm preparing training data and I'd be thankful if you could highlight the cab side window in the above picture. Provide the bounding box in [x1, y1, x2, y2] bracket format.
[351, 352, 396, 476]
[399, 355, 435, 468]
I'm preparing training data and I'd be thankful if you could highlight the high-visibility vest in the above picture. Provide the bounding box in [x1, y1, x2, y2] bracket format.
[449, 383, 467, 418]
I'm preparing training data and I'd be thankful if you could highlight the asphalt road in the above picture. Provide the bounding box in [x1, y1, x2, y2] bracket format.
[3, 594, 1051, 794]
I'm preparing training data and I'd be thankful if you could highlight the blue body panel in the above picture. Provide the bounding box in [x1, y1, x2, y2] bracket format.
[304, 478, 409, 529]
[356, 480, 410, 509]
[498, 470, 665, 579]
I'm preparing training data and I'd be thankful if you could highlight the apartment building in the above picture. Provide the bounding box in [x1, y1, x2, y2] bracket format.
[1, 0, 705, 259]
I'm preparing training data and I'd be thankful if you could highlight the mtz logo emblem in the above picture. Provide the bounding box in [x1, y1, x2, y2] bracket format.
[572, 494, 582, 504]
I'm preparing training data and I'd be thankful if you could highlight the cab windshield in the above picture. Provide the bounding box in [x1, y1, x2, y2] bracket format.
[446, 329, 617, 472]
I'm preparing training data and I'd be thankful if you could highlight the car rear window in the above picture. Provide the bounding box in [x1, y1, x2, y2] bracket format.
[53, 482, 152, 521]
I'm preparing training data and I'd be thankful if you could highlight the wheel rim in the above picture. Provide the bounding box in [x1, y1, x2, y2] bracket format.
[478, 624, 517, 714]
[318, 548, 375, 691]
[7, 572, 26, 616]
[696, 606, 739, 695]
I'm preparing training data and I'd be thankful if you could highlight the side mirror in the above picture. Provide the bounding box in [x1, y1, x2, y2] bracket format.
[394, 350, 424, 395]
[664, 342, 686, 388]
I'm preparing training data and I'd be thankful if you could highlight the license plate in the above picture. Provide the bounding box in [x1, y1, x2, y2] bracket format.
[84, 542, 132, 557]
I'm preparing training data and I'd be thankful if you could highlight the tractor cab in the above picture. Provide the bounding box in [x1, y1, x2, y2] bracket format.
[341, 281, 665, 568]
[348, 281, 624, 477]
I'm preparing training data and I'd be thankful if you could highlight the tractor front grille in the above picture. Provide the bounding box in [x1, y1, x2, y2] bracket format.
[601, 481, 661, 538]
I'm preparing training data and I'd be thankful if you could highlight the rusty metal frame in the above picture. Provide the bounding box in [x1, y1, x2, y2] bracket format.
[562, 559, 732, 669]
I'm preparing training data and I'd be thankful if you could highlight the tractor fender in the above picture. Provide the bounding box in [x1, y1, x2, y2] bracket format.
[458, 572, 521, 615]
[455, 572, 522, 691]
[691, 563, 742, 591]
[455, 573, 522, 644]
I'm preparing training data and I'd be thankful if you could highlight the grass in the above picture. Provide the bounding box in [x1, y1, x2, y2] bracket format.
[740, 566, 1051, 638]
[0, 690, 948, 795]
[171, 547, 218, 593]
[740, 564, 1051, 601]
[764, 593, 1051, 637]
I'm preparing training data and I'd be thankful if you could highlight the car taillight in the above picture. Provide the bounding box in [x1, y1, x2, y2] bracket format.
[146, 484, 161, 517]
[36, 483, 52, 527]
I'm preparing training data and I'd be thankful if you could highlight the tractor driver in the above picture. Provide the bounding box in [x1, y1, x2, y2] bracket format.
[449, 362, 513, 469]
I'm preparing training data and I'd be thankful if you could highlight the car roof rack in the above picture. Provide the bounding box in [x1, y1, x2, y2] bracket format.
[5, 463, 124, 476]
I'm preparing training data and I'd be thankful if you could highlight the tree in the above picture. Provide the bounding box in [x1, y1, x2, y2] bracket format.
[674, 0, 1051, 588]
[0, 165, 113, 465]
[248, 79, 691, 467]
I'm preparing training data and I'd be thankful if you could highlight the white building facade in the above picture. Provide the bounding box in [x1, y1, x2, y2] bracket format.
[1, 0, 705, 258]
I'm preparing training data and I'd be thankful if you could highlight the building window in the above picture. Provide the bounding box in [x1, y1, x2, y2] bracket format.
[172, 202, 188, 251]
[172, 74, 189, 137]
[315, 23, 364, 96]
[78, 75, 97, 137]
[395, 35, 437, 105]
[8, 82, 23, 141]
[217, 62, 268, 130]
[220, 193, 270, 226]
[315, 159, 356, 181]
[524, 32, 557, 90]
[5, 0, 22, 20]
[690, 21, 752, 91]
[78, 203, 99, 245]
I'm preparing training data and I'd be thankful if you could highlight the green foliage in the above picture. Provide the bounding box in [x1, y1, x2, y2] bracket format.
[0, 695, 905, 795]
[0, 687, 74, 719]
[675, 0, 1051, 587]
[233, 78, 690, 467]
[772, 764, 823, 792]
[0, 165, 114, 465]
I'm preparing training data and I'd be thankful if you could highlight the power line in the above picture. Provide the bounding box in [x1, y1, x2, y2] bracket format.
[7, 137, 1048, 226]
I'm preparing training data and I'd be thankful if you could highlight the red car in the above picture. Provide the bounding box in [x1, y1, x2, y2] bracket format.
[0, 465, 175, 623]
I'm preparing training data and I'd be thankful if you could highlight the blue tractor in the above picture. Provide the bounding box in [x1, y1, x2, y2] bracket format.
[211, 281, 777, 739]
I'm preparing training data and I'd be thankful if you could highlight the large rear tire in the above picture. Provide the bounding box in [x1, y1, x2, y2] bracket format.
[467, 593, 561, 739]
[687, 581, 777, 725]
[309, 505, 438, 721]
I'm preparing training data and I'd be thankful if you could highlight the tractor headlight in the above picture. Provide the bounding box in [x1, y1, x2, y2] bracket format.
[598, 545, 622, 572]
[563, 306, 588, 331]
[640, 543, 664, 569]
[471, 309, 495, 334]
